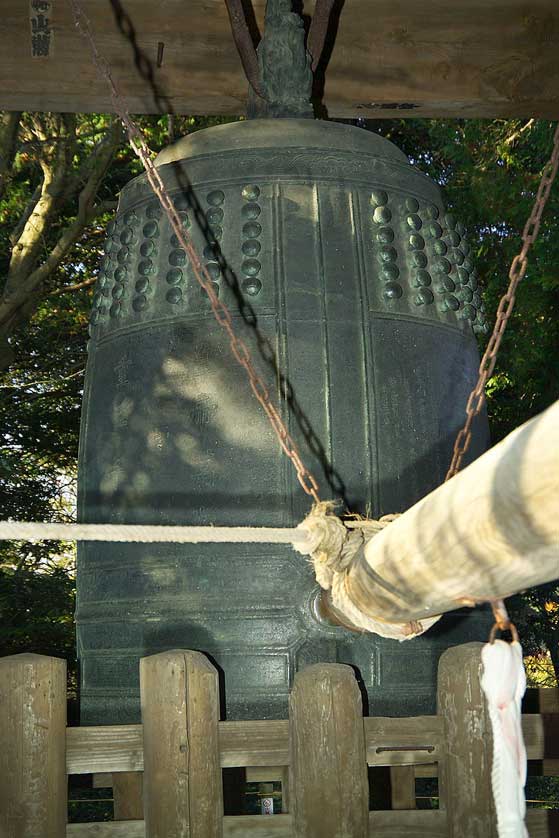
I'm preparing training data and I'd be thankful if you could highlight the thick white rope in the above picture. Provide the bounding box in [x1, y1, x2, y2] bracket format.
[1, 508, 441, 641]
[481, 640, 528, 838]
[0, 511, 386, 546]
[0, 521, 308, 545]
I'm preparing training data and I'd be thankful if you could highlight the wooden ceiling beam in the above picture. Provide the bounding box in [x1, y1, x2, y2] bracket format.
[1, 0, 558, 117]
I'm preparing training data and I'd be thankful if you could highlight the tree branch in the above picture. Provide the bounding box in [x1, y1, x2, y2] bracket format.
[17, 127, 110, 152]
[0, 364, 85, 391]
[7, 115, 76, 280]
[50, 277, 96, 296]
[504, 119, 535, 146]
[29, 126, 122, 289]
[0, 119, 122, 371]
[62, 118, 122, 202]
[8, 182, 43, 248]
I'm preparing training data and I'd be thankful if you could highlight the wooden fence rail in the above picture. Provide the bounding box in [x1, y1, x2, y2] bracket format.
[1, 643, 558, 838]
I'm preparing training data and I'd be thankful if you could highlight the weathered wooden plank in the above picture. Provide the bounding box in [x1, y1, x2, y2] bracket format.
[522, 713, 559, 775]
[69, 713, 556, 775]
[390, 765, 417, 809]
[223, 815, 292, 837]
[414, 763, 438, 778]
[70, 720, 289, 774]
[365, 715, 444, 766]
[524, 687, 559, 714]
[112, 772, 143, 820]
[67, 817, 293, 837]
[437, 643, 496, 838]
[539, 689, 559, 714]
[220, 720, 289, 767]
[245, 767, 284, 782]
[73, 809, 545, 838]
[67, 825, 144, 837]
[92, 773, 114, 789]
[0, 654, 67, 838]
[65, 812, 451, 838]
[525, 808, 559, 838]
[526, 687, 559, 778]
[140, 650, 223, 838]
[66, 811, 450, 838]
[65, 812, 454, 838]
[290, 663, 368, 838]
[280, 766, 290, 813]
[523, 714, 545, 760]
[76, 719, 556, 776]
[67, 725, 144, 774]
[369, 810, 447, 838]
[1, 0, 558, 117]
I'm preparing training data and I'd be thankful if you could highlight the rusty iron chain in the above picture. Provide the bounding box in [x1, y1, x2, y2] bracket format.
[307, 0, 337, 71]
[445, 122, 559, 481]
[71, 0, 321, 504]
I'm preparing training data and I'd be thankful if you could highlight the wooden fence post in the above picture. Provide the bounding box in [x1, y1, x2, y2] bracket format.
[0, 653, 67, 838]
[437, 642, 496, 838]
[140, 649, 223, 838]
[290, 663, 368, 838]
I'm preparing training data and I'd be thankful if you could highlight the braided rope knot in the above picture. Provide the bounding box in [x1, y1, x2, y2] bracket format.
[295, 503, 440, 641]
[295, 502, 398, 588]
[294, 502, 362, 588]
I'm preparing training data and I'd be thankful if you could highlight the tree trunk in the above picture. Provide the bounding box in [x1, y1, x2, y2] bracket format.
[0, 116, 122, 371]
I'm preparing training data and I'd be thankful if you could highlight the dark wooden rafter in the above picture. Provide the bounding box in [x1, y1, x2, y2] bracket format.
[2, 0, 558, 117]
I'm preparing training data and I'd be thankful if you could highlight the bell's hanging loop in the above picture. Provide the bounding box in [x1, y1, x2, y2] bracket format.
[247, 0, 314, 119]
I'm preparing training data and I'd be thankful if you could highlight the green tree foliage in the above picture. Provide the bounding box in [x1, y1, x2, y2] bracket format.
[0, 114, 557, 686]
[370, 119, 559, 681]
[0, 113, 234, 685]
[363, 118, 559, 441]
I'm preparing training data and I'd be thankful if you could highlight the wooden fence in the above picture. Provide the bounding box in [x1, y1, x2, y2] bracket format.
[1, 642, 558, 838]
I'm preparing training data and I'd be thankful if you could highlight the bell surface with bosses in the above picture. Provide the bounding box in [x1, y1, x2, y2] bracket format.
[78, 114, 490, 724]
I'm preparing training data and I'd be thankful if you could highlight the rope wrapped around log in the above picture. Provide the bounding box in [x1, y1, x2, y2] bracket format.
[294, 503, 441, 641]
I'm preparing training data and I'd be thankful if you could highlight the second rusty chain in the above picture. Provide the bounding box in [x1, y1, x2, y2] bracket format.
[71, 0, 321, 504]
[446, 122, 559, 481]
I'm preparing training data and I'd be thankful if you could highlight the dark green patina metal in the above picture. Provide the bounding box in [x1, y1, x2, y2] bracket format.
[78, 116, 491, 724]
[247, 0, 313, 119]
[78, 0, 491, 724]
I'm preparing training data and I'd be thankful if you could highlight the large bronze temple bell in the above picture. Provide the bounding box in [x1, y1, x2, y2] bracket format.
[77, 5, 490, 725]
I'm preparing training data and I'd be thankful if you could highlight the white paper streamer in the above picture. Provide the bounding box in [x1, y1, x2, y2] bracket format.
[481, 639, 528, 838]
